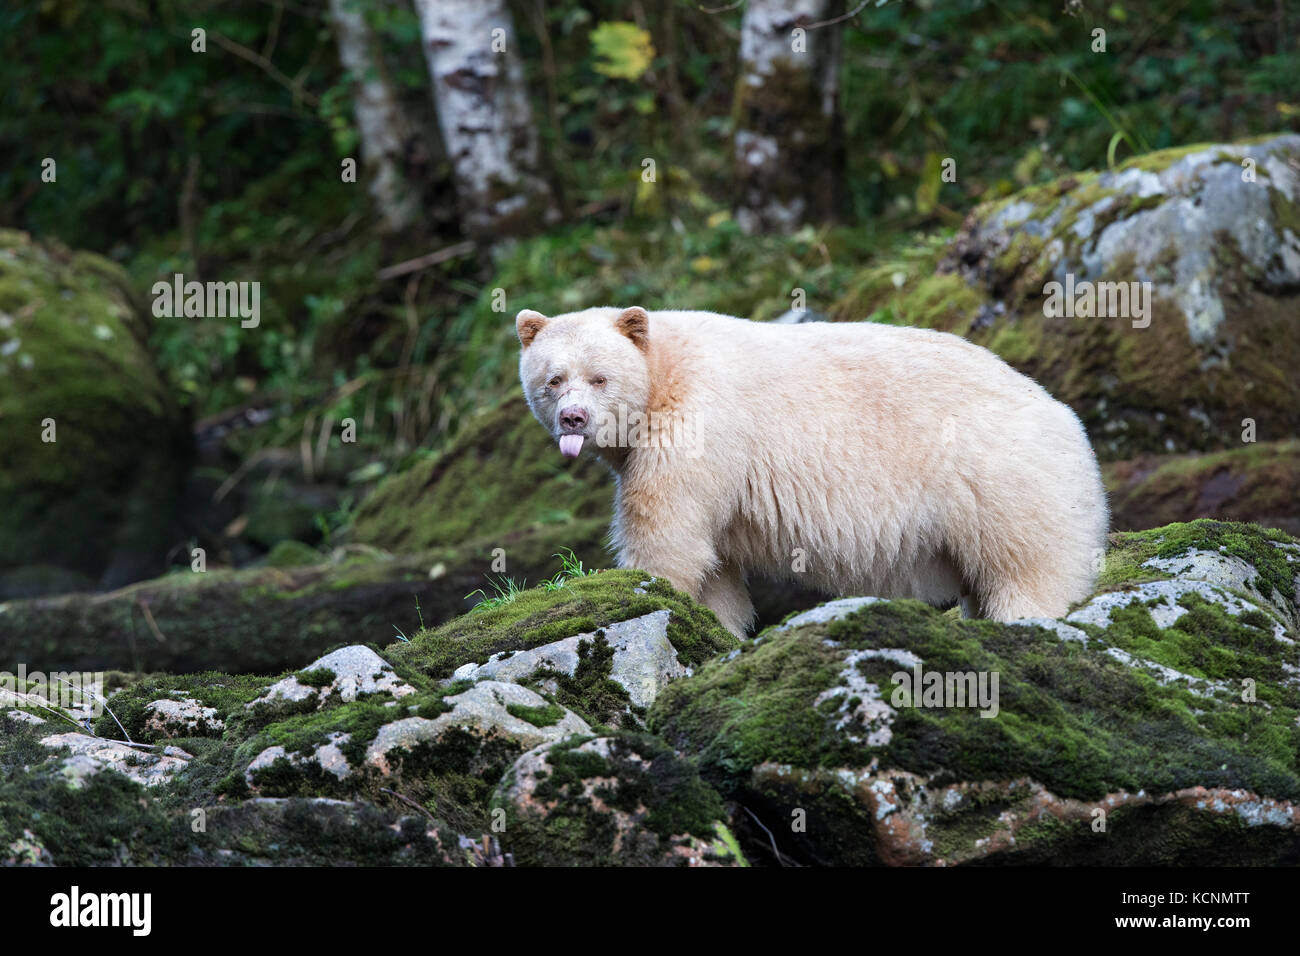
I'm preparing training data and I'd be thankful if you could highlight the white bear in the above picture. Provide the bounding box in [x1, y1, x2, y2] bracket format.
[517, 306, 1109, 637]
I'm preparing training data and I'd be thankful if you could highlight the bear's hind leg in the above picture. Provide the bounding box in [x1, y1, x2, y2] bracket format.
[698, 560, 755, 638]
[977, 573, 1069, 622]
[974, 530, 1097, 622]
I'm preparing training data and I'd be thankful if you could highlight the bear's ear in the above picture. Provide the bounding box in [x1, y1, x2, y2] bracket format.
[616, 306, 649, 351]
[516, 309, 548, 348]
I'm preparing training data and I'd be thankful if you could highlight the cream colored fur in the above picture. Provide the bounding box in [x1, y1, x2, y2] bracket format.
[517, 306, 1109, 637]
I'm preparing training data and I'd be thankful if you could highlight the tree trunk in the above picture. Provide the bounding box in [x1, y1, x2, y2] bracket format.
[413, 0, 560, 239]
[733, 0, 845, 235]
[328, 0, 423, 234]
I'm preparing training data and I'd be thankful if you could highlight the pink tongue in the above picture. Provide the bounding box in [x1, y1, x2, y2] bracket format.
[559, 434, 584, 458]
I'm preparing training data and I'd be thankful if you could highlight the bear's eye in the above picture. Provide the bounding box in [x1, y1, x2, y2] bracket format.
[547, 375, 563, 389]
[591, 375, 607, 387]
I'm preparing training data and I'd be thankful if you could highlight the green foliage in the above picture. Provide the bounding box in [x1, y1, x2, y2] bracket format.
[541, 548, 598, 590]
[838, 0, 1295, 220]
[0, 1, 343, 252]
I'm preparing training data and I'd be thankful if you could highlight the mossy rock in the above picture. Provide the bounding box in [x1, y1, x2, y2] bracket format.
[1, 671, 680, 866]
[493, 732, 745, 866]
[0, 551, 447, 674]
[0, 230, 191, 596]
[1093, 518, 1297, 616]
[0, 715, 473, 865]
[0, 571, 743, 863]
[649, 520, 1300, 865]
[384, 569, 739, 689]
[137, 651, 592, 839]
[1, 645, 590, 857]
[1104, 439, 1300, 535]
[832, 135, 1300, 459]
[350, 396, 612, 553]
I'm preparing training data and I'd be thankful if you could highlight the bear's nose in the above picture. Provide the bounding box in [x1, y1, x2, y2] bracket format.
[559, 405, 588, 433]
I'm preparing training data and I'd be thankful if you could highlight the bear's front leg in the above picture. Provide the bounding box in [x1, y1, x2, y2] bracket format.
[698, 560, 755, 638]
[616, 526, 752, 636]
[612, 490, 718, 608]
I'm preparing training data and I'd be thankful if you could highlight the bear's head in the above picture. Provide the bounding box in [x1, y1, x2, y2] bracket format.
[516, 306, 651, 461]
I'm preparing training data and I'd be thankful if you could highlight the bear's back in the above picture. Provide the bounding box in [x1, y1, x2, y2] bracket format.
[648, 309, 1020, 387]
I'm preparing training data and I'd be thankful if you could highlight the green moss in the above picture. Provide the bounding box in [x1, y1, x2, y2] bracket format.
[987, 322, 1037, 364]
[505, 701, 565, 728]
[0, 765, 187, 866]
[0, 720, 465, 865]
[386, 569, 738, 680]
[495, 732, 734, 866]
[295, 667, 336, 688]
[172, 678, 551, 836]
[1114, 141, 1233, 173]
[542, 632, 638, 728]
[91, 672, 273, 742]
[829, 234, 964, 326]
[1270, 178, 1300, 236]
[1090, 593, 1292, 701]
[240, 697, 401, 767]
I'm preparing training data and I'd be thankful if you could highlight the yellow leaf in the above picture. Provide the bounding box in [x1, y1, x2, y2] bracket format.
[590, 22, 655, 81]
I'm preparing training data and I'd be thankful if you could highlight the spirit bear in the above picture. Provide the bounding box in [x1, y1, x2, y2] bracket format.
[517, 306, 1108, 637]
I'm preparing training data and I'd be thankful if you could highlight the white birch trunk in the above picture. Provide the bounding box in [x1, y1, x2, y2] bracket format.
[328, 0, 422, 233]
[733, 0, 844, 234]
[414, 0, 559, 239]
